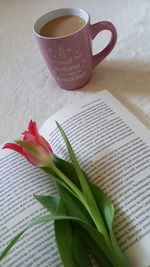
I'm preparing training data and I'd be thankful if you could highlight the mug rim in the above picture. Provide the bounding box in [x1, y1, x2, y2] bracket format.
[33, 8, 90, 40]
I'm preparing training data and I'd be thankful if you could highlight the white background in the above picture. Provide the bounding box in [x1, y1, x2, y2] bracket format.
[0, 0, 150, 142]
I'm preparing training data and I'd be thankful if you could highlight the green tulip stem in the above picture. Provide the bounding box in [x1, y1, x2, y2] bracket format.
[50, 164, 84, 201]
[49, 164, 111, 249]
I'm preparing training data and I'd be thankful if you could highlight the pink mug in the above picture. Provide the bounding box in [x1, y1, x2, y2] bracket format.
[34, 8, 117, 90]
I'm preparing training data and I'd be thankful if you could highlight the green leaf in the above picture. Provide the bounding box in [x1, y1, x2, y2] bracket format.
[109, 230, 131, 267]
[54, 155, 114, 231]
[56, 184, 118, 266]
[78, 227, 113, 267]
[53, 155, 81, 189]
[73, 228, 92, 267]
[55, 122, 95, 199]
[53, 156, 130, 267]
[0, 214, 82, 262]
[88, 181, 114, 232]
[55, 220, 77, 267]
[57, 183, 93, 225]
[41, 166, 78, 199]
[88, 182, 130, 266]
[34, 194, 60, 213]
[55, 123, 109, 238]
[54, 155, 114, 230]
[0, 211, 118, 266]
[80, 223, 118, 266]
[54, 200, 78, 267]
[55, 121, 87, 193]
[54, 154, 114, 232]
[0, 230, 25, 261]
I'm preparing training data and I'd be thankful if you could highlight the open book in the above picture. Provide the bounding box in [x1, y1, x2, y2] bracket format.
[0, 90, 150, 267]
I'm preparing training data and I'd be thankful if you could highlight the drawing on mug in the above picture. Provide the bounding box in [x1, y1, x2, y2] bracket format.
[58, 44, 67, 59]
[46, 44, 86, 82]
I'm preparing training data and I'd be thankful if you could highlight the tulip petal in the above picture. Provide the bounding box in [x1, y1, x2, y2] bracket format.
[39, 136, 53, 154]
[2, 143, 24, 155]
[24, 153, 39, 166]
[25, 121, 53, 154]
[3, 121, 53, 167]
[28, 120, 39, 138]
[16, 141, 42, 157]
[22, 132, 38, 145]
[16, 140, 52, 167]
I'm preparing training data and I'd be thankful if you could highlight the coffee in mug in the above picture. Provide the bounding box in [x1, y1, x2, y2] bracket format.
[34, 8, 117, 90]
[39, 15, 86, 37]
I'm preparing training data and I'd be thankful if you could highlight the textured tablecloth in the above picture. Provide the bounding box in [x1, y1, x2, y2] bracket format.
[0, 0, 150, 143]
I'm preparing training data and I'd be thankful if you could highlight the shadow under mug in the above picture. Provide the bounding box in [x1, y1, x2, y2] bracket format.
[34, 8, 117, 90]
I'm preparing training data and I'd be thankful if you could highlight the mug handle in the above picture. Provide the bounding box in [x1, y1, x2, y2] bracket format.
[91, 21, 117, 68]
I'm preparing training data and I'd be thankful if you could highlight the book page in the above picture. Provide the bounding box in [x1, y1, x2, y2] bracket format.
[40, 90, 150, 267]
[0, 145, 62, 267]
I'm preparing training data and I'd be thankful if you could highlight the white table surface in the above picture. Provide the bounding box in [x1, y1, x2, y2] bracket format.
[0, 0, 150, 143]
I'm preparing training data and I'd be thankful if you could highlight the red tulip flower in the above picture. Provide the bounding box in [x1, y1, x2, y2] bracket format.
[3, 120, 53, 167]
